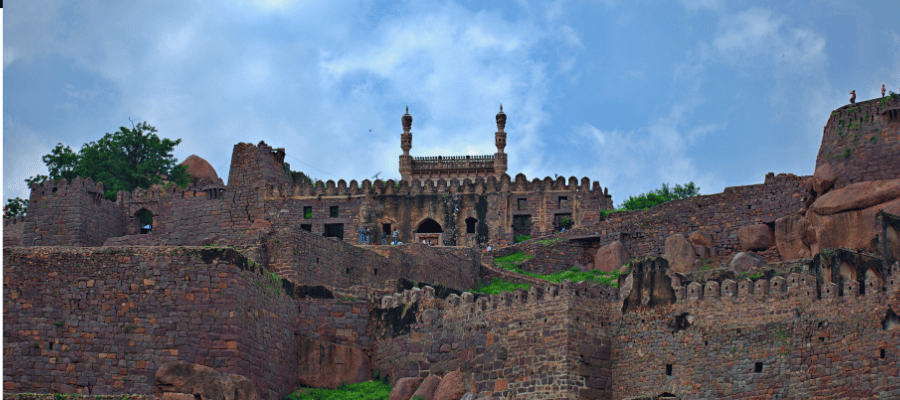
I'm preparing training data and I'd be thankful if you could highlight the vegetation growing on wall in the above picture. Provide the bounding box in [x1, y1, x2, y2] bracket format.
[600, 182, 701, 218]
[475, 252, 623, 294]
[285, 380, 392, 400]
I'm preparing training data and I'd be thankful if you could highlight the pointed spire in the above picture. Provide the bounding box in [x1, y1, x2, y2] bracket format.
[500, 104, 503, 112]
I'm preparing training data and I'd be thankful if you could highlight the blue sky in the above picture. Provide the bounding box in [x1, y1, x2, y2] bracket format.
[4, 0, 900, 207]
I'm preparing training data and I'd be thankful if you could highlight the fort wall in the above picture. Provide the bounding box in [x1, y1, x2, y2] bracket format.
[2, 246, 301, 400]
[816, 95, 900, 190]
[4, 216, 26, 246]
[21, 178, 123, 247]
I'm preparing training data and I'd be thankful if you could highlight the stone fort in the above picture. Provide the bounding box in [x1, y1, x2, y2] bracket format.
[3, 96, 900, 399]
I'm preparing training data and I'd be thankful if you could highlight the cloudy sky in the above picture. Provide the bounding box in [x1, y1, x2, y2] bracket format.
[4, 0, 899, 206]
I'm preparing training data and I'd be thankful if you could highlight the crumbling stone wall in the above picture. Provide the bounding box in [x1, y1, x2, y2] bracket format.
[3, 216, 26, 246]
[21, 178, 123, 247]
[2, 246, 301, 400]
[816, 95, 900, 189]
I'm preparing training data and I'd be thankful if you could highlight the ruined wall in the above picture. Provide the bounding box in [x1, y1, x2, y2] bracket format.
[22, 178, 123, 247]
[4, 216, 26, 246]
[366, 245, 482, 291]
[816, 95, 900, 190]
[370, 282, 620, 399]
[612, 264, 900, 399]
[228, 141, 294, 189]
[2, 246, 300, 400]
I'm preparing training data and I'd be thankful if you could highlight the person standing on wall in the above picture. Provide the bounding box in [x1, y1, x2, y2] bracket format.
[381, 230, 387, 245]
[365, 228, 371, 245]
[393, 229, 399, 245]
[359, 227, 365, 244]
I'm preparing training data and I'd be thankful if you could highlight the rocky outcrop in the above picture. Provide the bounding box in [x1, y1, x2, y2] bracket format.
[181, 155, 223, 186]
[774, 214, 809, 260]
[727, 252, 765, 274]
[594, 241, 630, 272]
[738, 224, 774, 251]
[412, 374, 442, 400]
[389, 377, 422, 400]
[434, 371, 467, 400]
[297, 337, 372, 390]
[665, 234, 697, 273]
[807, 179, 900, 253]
[154, 361, 258, 400]
[813, 163, 836, 195]
[689, 231, 714, 248]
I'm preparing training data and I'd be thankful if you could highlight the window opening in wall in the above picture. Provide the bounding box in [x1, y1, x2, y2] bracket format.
[754, 362, 763, 373]
[304, 206, 312, 219]
[517, 198, 526, 210]
[747, 205, 752, 209]
[880, 349, 886, 359]
[135, 208, 154, 234]
[512, 215, 532, 240]
[324, 223, 344, 239]
[329, 206, 339, 218]
[300, 224, 311, 232]
[554, 213, 573, 231]
[465, 217, 477, 234]
[346, 268, 350, 274]
[316, 257, 319, 263]
[382, 223, 392, 236]
[374, 268, 378, 276]
[558, 196, 568, 208]
[665, 364, 672, 376]
[416, 218, 443, 233]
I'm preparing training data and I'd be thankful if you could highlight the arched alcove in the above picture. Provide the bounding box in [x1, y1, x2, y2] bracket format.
[416, 218, 443, 233]
[465, 217, 477, 234]
[135, 208, 154, 234]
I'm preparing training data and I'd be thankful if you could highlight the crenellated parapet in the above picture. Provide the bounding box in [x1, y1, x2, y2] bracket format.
[263, 173, 607, 199]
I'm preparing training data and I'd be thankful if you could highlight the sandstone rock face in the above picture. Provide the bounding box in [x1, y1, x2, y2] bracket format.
[727, 252, 765, 274]
[297, 337, 372, 390]
[774, 214, 809, 260]
[813, 163, 836, 195]
[389, 377, 422, 400]
[155, 361, 258, 400]
[594, 241, 630, 272]
[689, 231, 714, 248]
[411, 375, 442, 400]
[738, 224, 774, 251]
[434, 371, 467, 400]
[665, 234, 697, 273]
[181, 155, 222, 185]
[808, 179, 900, 253]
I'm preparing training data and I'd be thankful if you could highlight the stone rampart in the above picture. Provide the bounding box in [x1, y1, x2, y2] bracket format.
[816, 95, 900, 189]
[4, 215, 27, 246]
[22, 177, 123, 247]
[2, 246, 300, 400]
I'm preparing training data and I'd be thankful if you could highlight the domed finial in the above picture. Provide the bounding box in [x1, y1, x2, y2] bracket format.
[402, 106, 413, 133]
[500, 104, 503, 112]
[496, 103, 507, 131]
[405, 106, 409, 114]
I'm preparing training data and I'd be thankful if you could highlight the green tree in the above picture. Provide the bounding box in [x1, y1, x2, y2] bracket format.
[618, 182, 700, 211]
[3, 197, 28, 219]
[22, 121, 190, 201]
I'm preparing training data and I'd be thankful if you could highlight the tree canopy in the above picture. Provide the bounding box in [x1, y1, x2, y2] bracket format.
[23, 121, 190, 201]
[618, 182, 700, 211]
[3, 197, 28, 219]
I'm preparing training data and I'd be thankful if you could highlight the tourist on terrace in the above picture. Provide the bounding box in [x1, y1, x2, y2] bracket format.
[359, 227, 365, 244]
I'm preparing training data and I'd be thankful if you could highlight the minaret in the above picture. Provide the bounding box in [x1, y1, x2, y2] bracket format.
[494, 104, 508, 178]
[399, 107, 413, 181]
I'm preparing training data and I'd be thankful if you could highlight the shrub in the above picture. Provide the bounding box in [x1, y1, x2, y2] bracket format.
[618, 182, 700, 211]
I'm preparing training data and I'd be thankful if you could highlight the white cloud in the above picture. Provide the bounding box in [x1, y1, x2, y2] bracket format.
[3, 119, 54, 201]
[710, 8, 825, 68]
[681, 0, 723, 12]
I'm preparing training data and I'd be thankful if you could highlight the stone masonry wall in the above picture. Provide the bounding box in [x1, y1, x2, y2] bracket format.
[816, 95, 900, 190]
[4, 216, 27, 246]
[371, 282, 620, 399]
[22, 178, 123, 247]
[612, 265, 900, 399]
[2, 246, 300, 400]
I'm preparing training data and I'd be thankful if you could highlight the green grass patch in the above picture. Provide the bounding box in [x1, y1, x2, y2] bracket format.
[493, 252, 534, 270]
[535, 237, 564, 245]
[479, 251, 622, 294]
[285, 381, 391, 400]
[473, 277, 532, 295]
[514, 234, 531, 243]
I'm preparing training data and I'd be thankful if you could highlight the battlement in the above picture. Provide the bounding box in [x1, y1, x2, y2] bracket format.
[263, 173, 606, 199]
[4, 215, 26, 227]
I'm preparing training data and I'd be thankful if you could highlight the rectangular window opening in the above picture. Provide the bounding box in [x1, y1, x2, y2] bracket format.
[754, 362, 763, 373]
[517, 198, 526, 210]
[665, 364, 672, 376]
[880, 349, 886, 360]
[300, 224, 311, 232]
[558, 196, 568, 208]
[324, 223, 344, 239]
[329, 206, 339, 218]
[304, 206, 312, 219]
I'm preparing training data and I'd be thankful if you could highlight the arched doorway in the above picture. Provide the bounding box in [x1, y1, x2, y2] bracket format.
[415, 218, 443, 246]
[135, 208, 154, 234]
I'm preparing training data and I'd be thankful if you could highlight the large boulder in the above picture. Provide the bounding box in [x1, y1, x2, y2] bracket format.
[433, 371, 467, 400]
[155, 361, 258, 400]
[594, 241, 630, 272]
[297, 337, 372, 389]
[738, 224, 774, 251]
[808, 179, 900, 253]
[411, 375, 442, 400]
[813, 163, 836, 195]
[665, 234, 697, 273]
[389, 377, 422, 400]
[774, 214, 809, 260]
[727, 252, 765, 274]
[689, 231, 714, 248]
[181, 155, 223, 186]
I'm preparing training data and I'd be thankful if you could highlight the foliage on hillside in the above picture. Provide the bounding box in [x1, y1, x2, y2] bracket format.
[601, 182, 700, 218]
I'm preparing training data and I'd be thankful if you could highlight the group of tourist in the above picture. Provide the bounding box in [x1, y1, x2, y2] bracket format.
[358, 227, 402, 245]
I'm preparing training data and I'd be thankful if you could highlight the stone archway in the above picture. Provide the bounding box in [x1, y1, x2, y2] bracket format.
[134, 208, 154, 235]
[415, 218, 443, 246]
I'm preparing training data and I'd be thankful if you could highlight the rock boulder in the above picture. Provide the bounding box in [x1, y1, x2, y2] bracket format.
[813, 163, 836, 195]
[665, 234, 697, 273]
[774, 214, 809, 260]
[808, 179, 900, 253]
[738, 224, 774, 251]
[155, 361, 258, 400]
[594, 241, 630, 272]
[411, 375, 442, 400]
[434, 371, 467, 400]
[181, 155, 223, 186]
[689, 231, 714, 248]
[389, 377, 421, 400]
[297, 337, 371, 390]
[727, 252, 765, 274]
